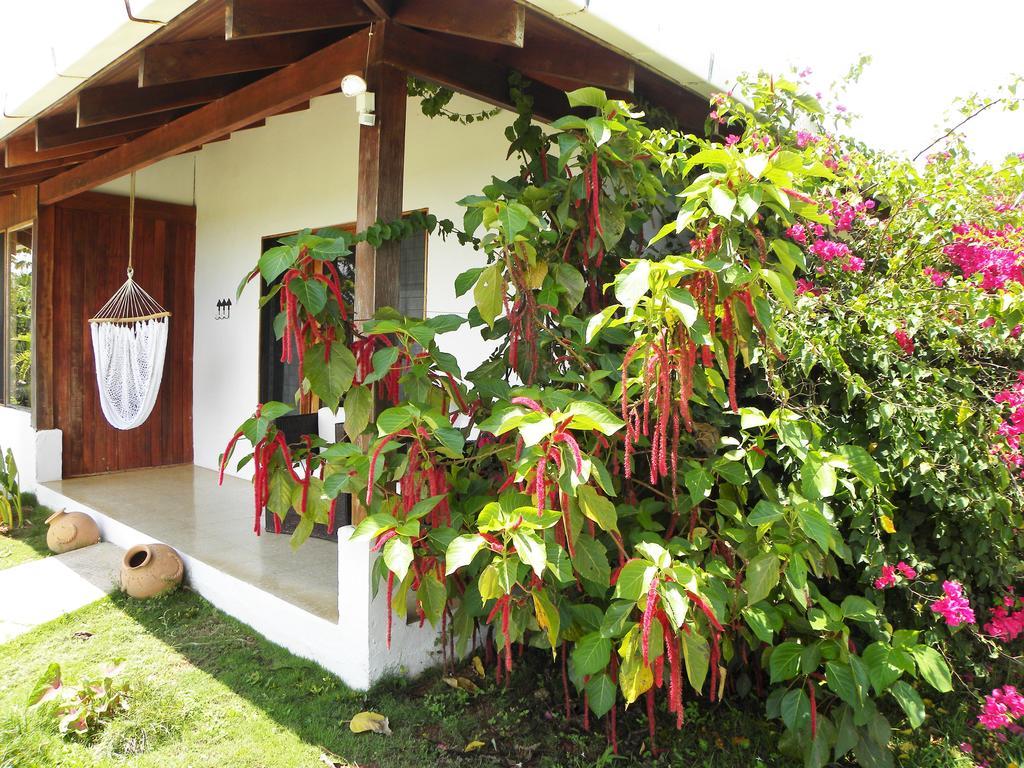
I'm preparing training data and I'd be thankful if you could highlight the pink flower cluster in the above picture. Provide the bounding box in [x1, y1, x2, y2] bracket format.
[795, 130, 819, 149]
[944, 223, 1024, 291]
[894, 329, 915, 355]
[795, 278, 818, 296]
[994, 373, 1024, 470]
[873, 561, 917, 589]
[979, 686, 1024, 730]
[786, 217, 867, 273]
[984, 592, 1024, 642]
[930, 580, 976, 627]
[828, 197, 875, 232]
[923, 266, 950, 287]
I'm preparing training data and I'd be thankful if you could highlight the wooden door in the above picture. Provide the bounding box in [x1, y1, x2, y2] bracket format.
[35, 192, 195, 476]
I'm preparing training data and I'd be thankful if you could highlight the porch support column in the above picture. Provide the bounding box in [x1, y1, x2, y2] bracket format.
[353, 23, 406, 523]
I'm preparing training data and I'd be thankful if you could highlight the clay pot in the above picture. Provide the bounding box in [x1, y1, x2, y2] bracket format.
[45, 509, 101, 554]
[120, 543, 184, 599]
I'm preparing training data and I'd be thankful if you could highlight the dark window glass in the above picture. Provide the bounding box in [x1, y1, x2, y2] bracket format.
[5, 226, 32, 408]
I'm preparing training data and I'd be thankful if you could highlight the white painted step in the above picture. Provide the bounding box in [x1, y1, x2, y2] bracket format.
[0, 542, 123, 644]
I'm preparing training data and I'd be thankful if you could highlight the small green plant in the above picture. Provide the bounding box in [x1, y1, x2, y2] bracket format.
[27, 660, 129, 737]
[0, 448, 23, 531]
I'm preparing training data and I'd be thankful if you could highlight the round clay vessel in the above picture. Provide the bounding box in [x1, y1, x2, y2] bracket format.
[120, 543, 184, 599]
[45, 509, 101, 554]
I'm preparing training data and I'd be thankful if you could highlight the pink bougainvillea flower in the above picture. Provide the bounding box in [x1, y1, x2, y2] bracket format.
[836, 104, 848, 113]
[795, 130, 818, 149]
[795, 278, 817, 296]
[896, 562, 917, 579]
[923, 266, 950, 287]
[785, 224, 807, 244]
[930, 580, 975, 627]
[979, 686, 1024, 730]
[893, 329, 915, 355]
[841, 255, 864, 272]
[808, 239, 851, 263]
[798, 67, 813, 78]
[873, 564, 897, 590]
[984, 596, 1024, 642]
[944, 223, 1024, 290]
[725, 134, 741, 145]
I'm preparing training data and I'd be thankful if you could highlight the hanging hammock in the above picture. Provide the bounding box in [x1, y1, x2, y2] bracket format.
[89, 173, 171, 430]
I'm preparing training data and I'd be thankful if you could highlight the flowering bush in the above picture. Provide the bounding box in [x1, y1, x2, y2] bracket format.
[220, 70, 1024, 767]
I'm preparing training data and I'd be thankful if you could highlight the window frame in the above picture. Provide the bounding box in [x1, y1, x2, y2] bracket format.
[1, 219, 34, 411]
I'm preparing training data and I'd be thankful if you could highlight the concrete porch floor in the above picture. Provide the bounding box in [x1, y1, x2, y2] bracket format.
[42, 465, 338, 622]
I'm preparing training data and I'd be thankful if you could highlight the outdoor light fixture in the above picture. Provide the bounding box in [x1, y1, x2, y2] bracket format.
[341, 73, 376, 126]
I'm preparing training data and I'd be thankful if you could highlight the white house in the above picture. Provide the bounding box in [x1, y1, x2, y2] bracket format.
[0, 0, 713, 688]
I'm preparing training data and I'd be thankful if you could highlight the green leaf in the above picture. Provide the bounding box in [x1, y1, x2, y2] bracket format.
[474, 263, 504, 329]
[566, 87, 608, 109]
[445, 534, 487, 574]
[585, 673, 616, 718]
[681, 630, 710, 693]
[802, 452, 838, 500]
[745, 552, 780, 606]
[889, 681, 925, 728]
[572, 533, 610, 587]
[838, 445, 881, 487]
[383, 537, 414, 581]
[289, 277, 328, 315]
[572, 632, 612, 676]
[709, 185, 737, 219]
[585, 305, 619, 343]
[377, 404, 417, 435]
[619, 652, 653, 704]
[303, 343, 356, 409]
[613, 560, 656, 602]
[563, 401, 625, 436]
[511, 530, 547, 577]
[796, 504, 834, 552]
[498, 202, 534, 240]
[576, 485, 618, 533]
[417, 572, 447, 627]
[454, 267, 484, 297]
[841, 595, 879, 622]
[747, 500, 784, 526]
[343, 385, 372, 441]
[258, 245, 295, 283]
[552, 263, 585, 310]
[614, 260, 651, 310]
[760, 268, 796, 311]
[532, 589, 561, 651]
[664, 287, 699, 326]
[769, 642, 802, 683]
[780, 688, 811, 732]
[911, 646, 952, 693]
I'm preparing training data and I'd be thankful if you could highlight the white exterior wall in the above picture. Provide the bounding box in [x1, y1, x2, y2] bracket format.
[0, 406, 62, 486]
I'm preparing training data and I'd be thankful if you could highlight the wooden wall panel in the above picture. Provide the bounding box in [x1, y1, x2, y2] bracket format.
[36, 191, 194, 476]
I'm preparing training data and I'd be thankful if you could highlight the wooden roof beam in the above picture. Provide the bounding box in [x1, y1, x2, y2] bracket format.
[139, 31, 335, 87]
[507, 16, 633, 92]
[38, 111, 188, 151]
[77, 74, 260, 127]
[226, 0, 373, 39]
[359, 0, 394, 18]
[5, 132, 131, 168]
[40, 29, 371, 204]
[377, 23, 571, 122]
[394, 0, 525, 47]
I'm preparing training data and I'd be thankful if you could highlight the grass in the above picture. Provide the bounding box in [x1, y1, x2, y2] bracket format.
[0, 494, 53, 571]
[0, 588, 1018, 768]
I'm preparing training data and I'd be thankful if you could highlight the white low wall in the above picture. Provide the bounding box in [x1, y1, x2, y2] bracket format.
[0, 406, 62, 487]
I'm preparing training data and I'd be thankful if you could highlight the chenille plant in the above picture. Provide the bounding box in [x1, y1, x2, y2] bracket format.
[221, 70, 1024, 767]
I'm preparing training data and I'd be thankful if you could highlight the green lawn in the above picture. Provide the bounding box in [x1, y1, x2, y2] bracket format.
[0, 496, 53, 571]
[0, 588, 1011, 768]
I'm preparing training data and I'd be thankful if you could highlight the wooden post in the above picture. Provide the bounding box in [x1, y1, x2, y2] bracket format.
[352, 24, 406, 523]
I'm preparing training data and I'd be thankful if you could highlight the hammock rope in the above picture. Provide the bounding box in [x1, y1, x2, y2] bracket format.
[89, 172, 171, 430]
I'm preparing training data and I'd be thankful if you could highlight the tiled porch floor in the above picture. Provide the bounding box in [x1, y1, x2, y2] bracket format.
[43, 465, 338, 622]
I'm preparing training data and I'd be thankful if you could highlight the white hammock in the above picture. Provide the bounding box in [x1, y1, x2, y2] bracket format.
[88, 173, 171, 430]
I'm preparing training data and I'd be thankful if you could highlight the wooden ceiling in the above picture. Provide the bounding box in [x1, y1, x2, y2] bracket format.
[0, 0, 707, 202]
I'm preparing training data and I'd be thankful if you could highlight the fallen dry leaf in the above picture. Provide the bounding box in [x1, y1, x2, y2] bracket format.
[472, 656, 485, 678]
[443, 676, 481, 694]
[464, 740, 486, 753]
[349, 711, 391, 736]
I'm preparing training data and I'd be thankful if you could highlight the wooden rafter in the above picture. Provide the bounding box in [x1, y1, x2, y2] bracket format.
[139, 31, 335, 87]
[377, 23, 572, 122]
[226, 0, 373, 39]
[37, 110, 189, 151]
[39, 29, 371, 204]
[359, 0, 393, 18]
[394, 0, 525, 47]
[77, 74, 259, 127]
[5, 132, 133, 169]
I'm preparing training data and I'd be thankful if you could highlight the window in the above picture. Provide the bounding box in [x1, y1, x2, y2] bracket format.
[259, 216, 428, 412]
[3, 224, 32, 408]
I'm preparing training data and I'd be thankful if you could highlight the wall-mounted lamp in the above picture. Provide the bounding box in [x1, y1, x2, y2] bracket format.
[341, 73, 375, 126]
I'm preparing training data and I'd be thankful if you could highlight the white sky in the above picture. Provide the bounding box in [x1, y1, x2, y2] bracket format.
[672, 0, 1024, 163]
